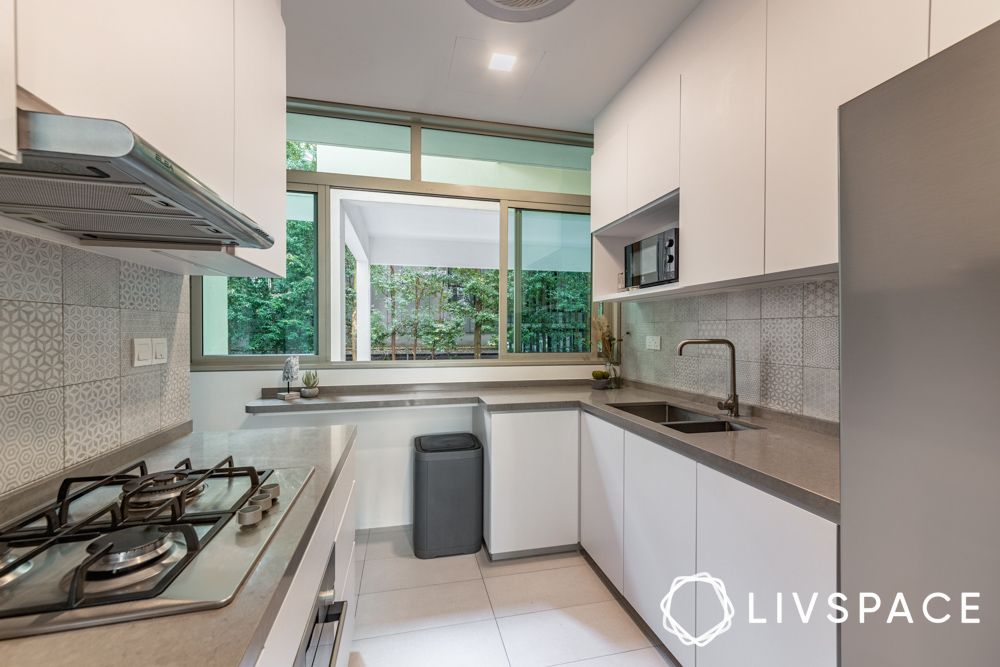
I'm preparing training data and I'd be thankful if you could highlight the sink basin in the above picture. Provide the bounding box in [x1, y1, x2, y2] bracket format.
[661, 420, 753, 434]
[607, 402, 715, 423]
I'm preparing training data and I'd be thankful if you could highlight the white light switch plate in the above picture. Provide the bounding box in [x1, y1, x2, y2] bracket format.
[132, 338, 152, 367]
[152, 338, 168, 365]
[645, 335, 661, 351]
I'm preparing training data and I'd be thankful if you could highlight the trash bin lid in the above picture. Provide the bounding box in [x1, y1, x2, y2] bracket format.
[415, 432, 481, 453]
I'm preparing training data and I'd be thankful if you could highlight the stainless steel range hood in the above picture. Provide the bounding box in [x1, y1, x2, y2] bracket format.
[0, 111, 274, 249]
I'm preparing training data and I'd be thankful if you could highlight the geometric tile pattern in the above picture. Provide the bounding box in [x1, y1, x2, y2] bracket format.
[0, 301, 62, 397]
[65, 379, 120, 465]
[162, 367, 191, 428]
[0, 388, 64, 493]
[120, 370, 162, 444]
[803, 317, 839, 369]
[803, 367, 839, 421]
[803, 279, 839, 317]
[761, 363, 803, 413]
[64, 305, 120, 384]
[62, 247, 120, 307]
[761, 318, 803, 366]
[120, 261, 160, 311]
[0, 229, 190, 495]
[0, 229, 62, 303]
[622, 278, 840, 420]
[761, 284, 803, 319]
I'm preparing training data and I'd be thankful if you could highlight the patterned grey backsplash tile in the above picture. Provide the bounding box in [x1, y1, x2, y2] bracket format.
[0, 388, 65, 494]
[0, 229, 190, 496]
[0, 301, 63, 396]
[0, 229, 62, 303]
[622, 277, 840, 422]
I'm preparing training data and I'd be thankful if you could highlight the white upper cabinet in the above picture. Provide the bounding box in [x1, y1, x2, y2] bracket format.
[579, 412, 624, 592]
[589, 121, 628, 231]
[16, 0, 237, 202]
[931, 0, 1000, 54]
[232, 0, 287, 277]
[677, 0, 766, 285]
[765, 0, 929, 274]
[626, 63, 680, 213]
[0, 0, 15, 162]
[696, 465, 837, 667]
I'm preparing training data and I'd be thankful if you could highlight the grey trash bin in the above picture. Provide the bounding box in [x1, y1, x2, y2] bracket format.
[413, 432, 483, 559]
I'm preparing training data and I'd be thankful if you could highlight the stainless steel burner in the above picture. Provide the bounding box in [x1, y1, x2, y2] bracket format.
[85, 526, 175, 575]
[120, 471, 206, 511]
[0, 545, 31, 589]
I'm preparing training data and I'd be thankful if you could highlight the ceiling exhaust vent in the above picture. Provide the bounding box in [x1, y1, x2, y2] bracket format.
[466, 0, 576, 22]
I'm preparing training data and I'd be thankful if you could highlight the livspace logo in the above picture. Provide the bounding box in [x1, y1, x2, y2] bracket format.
[660, 573, 982, 647]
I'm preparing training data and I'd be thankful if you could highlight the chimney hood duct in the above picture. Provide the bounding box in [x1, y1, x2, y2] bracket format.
[0, 111, 274, 250]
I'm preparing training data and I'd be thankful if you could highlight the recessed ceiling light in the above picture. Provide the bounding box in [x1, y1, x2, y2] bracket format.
[488, 53, 517, 72]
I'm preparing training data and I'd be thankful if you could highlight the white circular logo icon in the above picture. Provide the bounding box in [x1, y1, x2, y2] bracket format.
[660, 572, 735, 647]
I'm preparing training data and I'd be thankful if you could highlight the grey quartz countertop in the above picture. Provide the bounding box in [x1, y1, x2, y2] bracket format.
[0, 425, 356, 667]
[247, 385, 840, 523]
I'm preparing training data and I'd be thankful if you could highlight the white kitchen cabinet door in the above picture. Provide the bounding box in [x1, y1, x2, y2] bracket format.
[931, 0, 1000, 54]
[580, 412, 624, 592]
[16, 1, 237, 202]
[695, 465, 837, 667]
[765, 0, 928, 274]
[232, 0, 287, 277]
[675, 0, 766, 285]
[0, 0, 15, 162]
[590, 122, 628, 232]
[485, 410, 580, 556]
[626, 70, 680, 212]
[623, 432, 696, 667]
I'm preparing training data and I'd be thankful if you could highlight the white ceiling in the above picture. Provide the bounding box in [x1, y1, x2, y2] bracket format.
[282, 0, 701, 133]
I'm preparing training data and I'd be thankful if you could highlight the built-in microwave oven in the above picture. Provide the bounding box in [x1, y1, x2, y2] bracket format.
[624, 228, 678, 288]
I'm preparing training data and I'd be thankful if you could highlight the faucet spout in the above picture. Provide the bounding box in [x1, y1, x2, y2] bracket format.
[676, 338, 740, 417]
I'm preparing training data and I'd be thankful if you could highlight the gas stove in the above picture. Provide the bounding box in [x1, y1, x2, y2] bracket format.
[0, 456, 313, 640]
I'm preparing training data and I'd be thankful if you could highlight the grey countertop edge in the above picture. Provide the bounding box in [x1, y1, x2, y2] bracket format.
[245, 392, 840, 524]
[239, 425, 357, 667]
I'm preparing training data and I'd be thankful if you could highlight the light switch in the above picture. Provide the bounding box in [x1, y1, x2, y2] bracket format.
[132, 338, 152, 367]
[645, 335, 661, 351]
[152, 338, 168, 364]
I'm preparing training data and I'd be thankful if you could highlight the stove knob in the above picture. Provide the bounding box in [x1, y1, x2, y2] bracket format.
[250, 492, 273, 511]
[237, 504, 263, 527]
[261, 482, 281, 500]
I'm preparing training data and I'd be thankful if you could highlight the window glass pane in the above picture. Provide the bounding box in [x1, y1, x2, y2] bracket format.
[507, 209, 592, 353]
[421, 129, 591, 195]
[339, 192, 500, 360]
[203, 192, 318, 355]
[287, 113, 410, 179]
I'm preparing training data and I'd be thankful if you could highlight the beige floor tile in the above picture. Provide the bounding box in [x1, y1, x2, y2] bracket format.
[355, 579, 494, 639]
[360, 553, 481, 594]
[552, 647, 672, 666]
[486, 564, 613, 617]
[348, 619, 510, 667]
[365, 525, 414, 561]
[497, 600, 650, 667]
[477, 548, 586, 578]
[354, 528, 370, 562]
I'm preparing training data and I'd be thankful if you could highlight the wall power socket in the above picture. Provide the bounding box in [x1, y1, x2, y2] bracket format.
[645, 335, 661, 351]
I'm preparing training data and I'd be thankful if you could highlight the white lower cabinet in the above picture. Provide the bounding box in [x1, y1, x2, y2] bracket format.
[695, 465, 837, 667]
[580, 412, 624, 592]
[485, 409, 580, 556]
[623, 431, 697, 667]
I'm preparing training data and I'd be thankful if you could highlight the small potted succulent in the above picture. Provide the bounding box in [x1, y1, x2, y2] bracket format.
[592, 369, 612, 390]
[300, 370, 320, 398]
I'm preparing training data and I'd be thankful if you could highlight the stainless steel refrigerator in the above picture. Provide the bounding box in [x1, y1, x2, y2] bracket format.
[839, 20, 1000, 666]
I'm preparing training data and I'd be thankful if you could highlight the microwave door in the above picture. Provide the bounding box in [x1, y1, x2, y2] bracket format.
[637, 236, 662, 286]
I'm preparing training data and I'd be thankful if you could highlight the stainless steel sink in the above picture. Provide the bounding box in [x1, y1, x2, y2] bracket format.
[607, 402, 716, 423]
[660, 420, 753, 434]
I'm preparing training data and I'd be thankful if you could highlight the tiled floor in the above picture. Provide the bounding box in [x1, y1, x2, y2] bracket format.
[348, 526, 673, 667]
